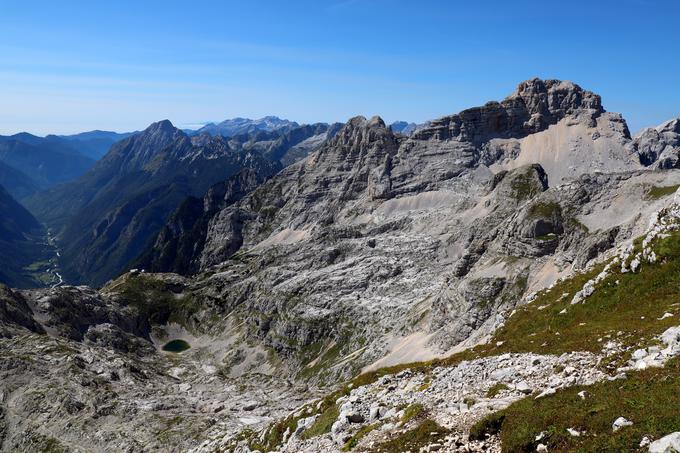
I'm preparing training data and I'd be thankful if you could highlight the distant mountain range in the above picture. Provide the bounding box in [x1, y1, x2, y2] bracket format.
[389, 120, 428, 135]
[0, 161, 40, 200]
[24, 119, 340, 286]
[0, 134, 95, 196]
[0, 130, 132, 200]
[0, 116, 369, 287]
[189, 116, 422, 138]
[0, 118, 348, 204]
[56, 130, 135, 160]
[188, 116, 299, 137]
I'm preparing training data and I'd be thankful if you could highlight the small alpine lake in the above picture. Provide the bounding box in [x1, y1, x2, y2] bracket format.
[162, 339, 191, 353]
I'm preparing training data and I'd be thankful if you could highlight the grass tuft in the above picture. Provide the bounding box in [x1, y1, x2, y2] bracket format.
[371, 419, 450, 453]
[343, 423, 379, 451]
[300, 404, 340, 440]
[486, 382, 509, 398]
[401, 403, 426, 423]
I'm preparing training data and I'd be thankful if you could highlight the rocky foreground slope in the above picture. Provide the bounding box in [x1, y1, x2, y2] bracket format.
[2, 79, 680, 452]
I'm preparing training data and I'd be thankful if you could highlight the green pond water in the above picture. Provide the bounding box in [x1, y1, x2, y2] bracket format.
[162, 339, 191, 353]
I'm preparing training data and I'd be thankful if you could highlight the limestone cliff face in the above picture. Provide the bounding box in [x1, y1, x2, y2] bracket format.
[199, 116, 401, 269]
[414, 78, 604, 143]
[196, 79, 628, 276]
[134, 168, 273, 275]
[635, 118, 680, 168]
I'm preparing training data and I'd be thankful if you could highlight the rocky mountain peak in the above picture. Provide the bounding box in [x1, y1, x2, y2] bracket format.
[316, 115, 397, 166]
[511, 77, 604, 119]
[344, 115, 386, 129]
[135, 119, 185, 143]
[366, 115, 387, 128]
[328, 116, 392, 145]
[658, 118, 680, 134]
[136, 119, 187, 150]
[105, 120, 187, 171]
[146, 119, 176, 134]
[415, 78, 605, 144]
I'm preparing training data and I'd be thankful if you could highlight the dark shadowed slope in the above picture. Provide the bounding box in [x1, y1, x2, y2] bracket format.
[0, 135, 95, 190]
[0, 161, 40, 200]
[0, 184, 52, 288]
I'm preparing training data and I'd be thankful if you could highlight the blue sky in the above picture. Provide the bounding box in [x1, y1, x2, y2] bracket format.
[1, 0, 679, 135]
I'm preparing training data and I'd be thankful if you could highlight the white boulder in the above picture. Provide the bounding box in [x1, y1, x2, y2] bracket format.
[649, 432, 680, 452]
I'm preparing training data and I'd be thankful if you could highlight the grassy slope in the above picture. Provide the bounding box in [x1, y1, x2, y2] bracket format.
[467, 227, 680, 451]
[472, 358, 680, 452]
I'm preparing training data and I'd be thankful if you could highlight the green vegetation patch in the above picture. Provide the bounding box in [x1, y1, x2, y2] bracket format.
[401, 403, 426, 423]
[509, 167, 544, 201]
[486, 382, 509, 398]
[475, 227, 680, 357]
[107, 274, 202, 329]
[527, 201, 561, 220]
[300, 403, 340, 440]
[646, 184, 680, 200]
[463, 396, 477, 407]
[371, 419, 450, 453]
[343, 423, 379, 451]
[470, 357, 680, 452]
[417, 375, 432, 392]
[22, 432, 69, 453]
[297, 340, 346, 381]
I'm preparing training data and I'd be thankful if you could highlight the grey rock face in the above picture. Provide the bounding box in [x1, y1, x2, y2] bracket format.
[0, 285, 44, 337]
[414, 78, 603, 143]
[200, 115, 400, 269]
[83, 323, 156, 355]
[134, 168, 275, 275]
[635, 118, 680, 168]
